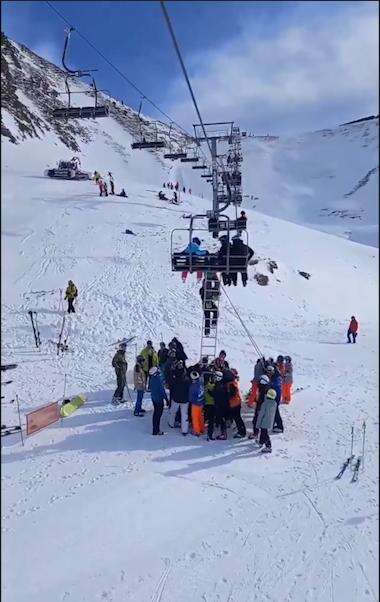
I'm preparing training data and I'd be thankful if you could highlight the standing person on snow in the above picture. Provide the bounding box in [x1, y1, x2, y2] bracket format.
[282, 356, 293, 404]
[93, 170, 101, 184]
[158, 342, 169, 374]
[347, 316, 359, 343]
[108, 172, 115, 195]
[256, 388, 278, 452]
[168, 361, 190, 435]
[188, 371, 205, 436]
[213, 371, 229, 440]
[133, 355, 146, 416]
[175, 182, 179, 191]
[276, 355, 285, 377]
[204, 374, 217, 440]
[225, 369, 246, 438]
[98, 178, 106, 196]
[266, 364, 283, 433]
[103, 180, 108, 197]
[247, 358, 266, 406]
[149, 367, 168, 435]
[112, 343, 128, 404]
[64, 280, 78, 313]
[181, 237, 207, 283]
[170, 337, 188, 363]
[248, 374, 270, 440]
[139, 340, 158, 389]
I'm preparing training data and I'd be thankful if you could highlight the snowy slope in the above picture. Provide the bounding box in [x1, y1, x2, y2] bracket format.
[1, 123, 379, 602]
[2, 33, 379, 602]
[242, 119, 379, 247]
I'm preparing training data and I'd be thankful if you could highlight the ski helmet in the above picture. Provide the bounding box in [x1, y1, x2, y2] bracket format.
[214, 371, 223, 381]
[119, 342, 127, 350]
[266, 365, 275, 373]
[147, 340, 153, 346]
[277, 355, 284, 362]
[285, 356, 291, 362]
[190, 371, 200, 380]
[259, 375, 270, 385]
[149, 366, 158, 376]
[219, 350, 226, 357]
[266, 388, 277, 400]
[192, 237, 201, 245]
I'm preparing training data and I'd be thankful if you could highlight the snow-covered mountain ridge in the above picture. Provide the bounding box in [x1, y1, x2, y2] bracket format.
[2, 32, 378, 246]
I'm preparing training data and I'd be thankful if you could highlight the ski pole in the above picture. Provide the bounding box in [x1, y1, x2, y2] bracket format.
[15, 395, 24, 446]
[350, 424, 354, 459]
[63, 373, 67, 399]
[361, 420, 366, 471]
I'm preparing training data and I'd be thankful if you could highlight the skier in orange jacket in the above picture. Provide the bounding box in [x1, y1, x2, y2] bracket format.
[347, 316, 359, 343]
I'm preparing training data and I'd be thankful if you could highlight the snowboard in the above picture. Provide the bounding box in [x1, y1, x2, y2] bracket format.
[60, 394, 86, 417]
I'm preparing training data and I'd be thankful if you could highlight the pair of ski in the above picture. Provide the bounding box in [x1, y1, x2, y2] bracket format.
[1, 425, 21, 437]
[108, 336, 135, 348]
[28, 310, 41, 349]
[335, 422, 366, 483]
[335, 454, 361, 482]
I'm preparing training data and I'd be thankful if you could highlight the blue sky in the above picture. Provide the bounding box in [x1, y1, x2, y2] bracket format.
[2, 1, 379, 135]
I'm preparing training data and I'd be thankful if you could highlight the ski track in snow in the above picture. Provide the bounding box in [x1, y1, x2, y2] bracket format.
[2, 139, 379, 602]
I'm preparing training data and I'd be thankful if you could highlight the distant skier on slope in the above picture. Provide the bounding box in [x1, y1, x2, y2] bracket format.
[108, 172, 115, 195]
[64, 280, 78, 313]
[158, 190, 168, 201]
[347, 316, 359, 343]
[93, 170, 101, 184]
[112, 342, 128, 404]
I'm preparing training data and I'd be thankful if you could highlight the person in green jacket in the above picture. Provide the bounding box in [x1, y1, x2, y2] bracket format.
[112, 343, 128, 404]
[139, 340, 158, 389]
[204, 376, 217, 440]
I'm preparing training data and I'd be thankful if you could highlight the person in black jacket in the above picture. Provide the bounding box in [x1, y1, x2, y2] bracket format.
[168, 362, 190, 434]
[158, 342, 169, 371]
[218, 235, 232, 286]
[199, 279, 219, 336]
[170, 337, 188, 364]
[213, 372, 230, 439]
[230, 235, 254, 286]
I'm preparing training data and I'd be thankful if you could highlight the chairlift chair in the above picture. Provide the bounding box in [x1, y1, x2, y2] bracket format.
[52, 28, 109, 120]
[171, 214, 250, 275]
[131, 99, 166, 149]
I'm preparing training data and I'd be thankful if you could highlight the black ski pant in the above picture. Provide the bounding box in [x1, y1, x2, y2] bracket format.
[347, 330, 357, 343]
[204, 306, 218, 335]
[152, 401, 164, 434]
[241, 271, 248, 286]
[273, 403, 283, 432]
[204, 405, 216, 438]
[221, 273, 231, 286]
[259, 428, 271, 449]
[67, 298, 75, 313]
[110, 182, 115, 195]
[252, 403, 262, 436]
[114, 371, 126, 400]
[230, 405, 246, 436]
[215, 405, 227, 435]
[230, 273, 238, 286]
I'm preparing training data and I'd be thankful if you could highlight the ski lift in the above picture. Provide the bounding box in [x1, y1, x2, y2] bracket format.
[52, 28, 109, 120]
[131, 98, 166, 149]
[201, 173, 212, 178]
[171, 214, 251, 274]
[180, 147, 199, 163]
[192, 164, 207, 170]
[162, 121, 187, 158]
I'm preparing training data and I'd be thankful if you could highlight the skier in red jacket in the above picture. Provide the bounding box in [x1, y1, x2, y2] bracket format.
[347, 316, 359, 343]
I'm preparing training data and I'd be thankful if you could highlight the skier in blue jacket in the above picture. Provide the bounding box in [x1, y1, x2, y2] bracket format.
[149, 367, 168, 435]
[181, 237, 207, 283]
[266, 364, 283, 433]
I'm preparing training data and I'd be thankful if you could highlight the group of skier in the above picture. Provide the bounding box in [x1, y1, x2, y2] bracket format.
[93, 171, 127, 198]
[111, 338, 294, 452]
[163, 182, 192, 195]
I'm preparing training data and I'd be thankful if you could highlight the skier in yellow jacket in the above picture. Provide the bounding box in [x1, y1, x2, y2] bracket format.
[64, 280, 78, 313]
[139, 340, 158, 389]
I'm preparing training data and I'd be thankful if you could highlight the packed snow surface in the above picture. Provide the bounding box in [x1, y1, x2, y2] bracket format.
[1, 124, 379, 602]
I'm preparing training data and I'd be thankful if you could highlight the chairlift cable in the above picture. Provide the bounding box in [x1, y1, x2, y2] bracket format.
[45, 0, 190, 137]
[220, 285, 264, 359]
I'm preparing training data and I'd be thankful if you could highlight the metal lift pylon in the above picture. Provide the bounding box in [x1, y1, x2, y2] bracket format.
[199, 272, 221, 362]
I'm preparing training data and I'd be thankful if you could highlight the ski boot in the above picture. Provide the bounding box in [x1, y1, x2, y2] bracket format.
[216, 433, 227, 440]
